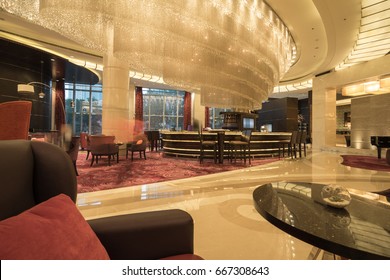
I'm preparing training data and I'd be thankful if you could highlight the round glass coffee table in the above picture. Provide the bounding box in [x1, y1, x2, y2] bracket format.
[253, 182, 390, 260]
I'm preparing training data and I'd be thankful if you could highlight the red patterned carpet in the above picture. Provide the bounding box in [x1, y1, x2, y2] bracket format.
[76, 151, 279, 193]
[340, 155, 390, 172]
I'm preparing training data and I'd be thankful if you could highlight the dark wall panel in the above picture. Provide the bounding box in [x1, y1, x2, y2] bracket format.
[0, 61, 51, 132]
[257, 97, 298, 132]
[0, 38, 99, 133]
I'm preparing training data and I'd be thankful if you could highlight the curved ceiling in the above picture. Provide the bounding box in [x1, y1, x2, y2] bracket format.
[269, 0, 362, 84]
[0, 1, 386, 97]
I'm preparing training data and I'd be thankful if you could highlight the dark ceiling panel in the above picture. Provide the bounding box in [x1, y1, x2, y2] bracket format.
[0, 38, 99, 84]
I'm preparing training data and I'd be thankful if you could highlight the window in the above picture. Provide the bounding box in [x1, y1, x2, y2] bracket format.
[65, 83, 102, 135]
[143, 88, 185, 130]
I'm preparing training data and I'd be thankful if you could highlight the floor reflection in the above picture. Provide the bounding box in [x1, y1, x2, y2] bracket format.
[77, 150, 390, 259]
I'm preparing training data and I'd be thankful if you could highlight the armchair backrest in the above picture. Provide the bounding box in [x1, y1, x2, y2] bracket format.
[0, 140, 77, 221]
[88, 135, 115, 149]
[0, 101, 32, 140]
[91, 143, 119, 154]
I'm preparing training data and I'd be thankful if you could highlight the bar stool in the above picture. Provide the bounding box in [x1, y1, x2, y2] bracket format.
[297, 130, 307, 157]
[199, 130, 218, 163]
[228, 130, 252, 164]
[279, 131, 298, 158]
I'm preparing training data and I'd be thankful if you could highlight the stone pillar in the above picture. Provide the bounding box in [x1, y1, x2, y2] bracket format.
[312, 77, 336, 150]
[310, 55, 390, 152]
[102, 26, 134, 144]
[192, 91, 205, 131]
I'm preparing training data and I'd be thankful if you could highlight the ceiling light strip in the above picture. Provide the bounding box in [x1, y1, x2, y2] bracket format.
[336, 0, 390, 71]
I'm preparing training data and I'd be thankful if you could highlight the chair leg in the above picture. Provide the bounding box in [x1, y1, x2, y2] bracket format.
[90, 155, 95, 167]
[143, 150, 146, 159]
[278, 145, 282, 159]
[248, 147, 251, 165]
[86, 150, 90, 160]
[73, 161, 79, 176]
[298, 143, 302, 157]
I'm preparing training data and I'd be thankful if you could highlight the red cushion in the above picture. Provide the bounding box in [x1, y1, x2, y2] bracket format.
[0, 194, 110, 260]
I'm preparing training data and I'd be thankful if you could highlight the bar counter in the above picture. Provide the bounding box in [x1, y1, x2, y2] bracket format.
[160, 130, 291, 159]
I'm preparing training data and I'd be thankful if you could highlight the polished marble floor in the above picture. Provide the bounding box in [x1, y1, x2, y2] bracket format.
[77, 148, 390, 260]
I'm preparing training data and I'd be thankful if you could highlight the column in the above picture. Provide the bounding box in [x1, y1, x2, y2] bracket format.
[192, 91, 205, 130]
[102, 26, 134, 145]
[311, 77, 336, 150]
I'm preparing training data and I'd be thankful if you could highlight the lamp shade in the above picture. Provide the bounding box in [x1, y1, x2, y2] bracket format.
[17, 84, 35, 94]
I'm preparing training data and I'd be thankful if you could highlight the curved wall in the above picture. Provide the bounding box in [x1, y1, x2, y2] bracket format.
[0, 39, 53, 132]
[0, 38, 100, 132]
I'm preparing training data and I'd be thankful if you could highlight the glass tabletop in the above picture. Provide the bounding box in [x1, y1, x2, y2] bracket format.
[253, 182, 390, 260]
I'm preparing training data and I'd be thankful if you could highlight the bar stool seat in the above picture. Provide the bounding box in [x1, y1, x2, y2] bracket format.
[228, 130, 252, 164]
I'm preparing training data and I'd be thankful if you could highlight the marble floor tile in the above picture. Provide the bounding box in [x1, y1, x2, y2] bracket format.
[77, 150, 390, 259]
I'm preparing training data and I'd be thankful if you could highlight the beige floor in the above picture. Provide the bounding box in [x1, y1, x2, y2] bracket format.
[77, 148, 390, 260]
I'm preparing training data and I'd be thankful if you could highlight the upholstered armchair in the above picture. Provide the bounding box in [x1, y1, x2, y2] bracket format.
[126, 133, 148, 161]
[0, 140, 201, 260]
[0, 101, 32, 140]
[88, 135, 118, 166]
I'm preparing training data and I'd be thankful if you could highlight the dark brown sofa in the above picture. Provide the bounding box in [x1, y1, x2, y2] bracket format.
[0, 140, 201, 260]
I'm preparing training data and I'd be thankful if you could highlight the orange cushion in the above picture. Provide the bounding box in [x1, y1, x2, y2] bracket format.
[0, 194, 109, 260]
[136, 139, 143, 145]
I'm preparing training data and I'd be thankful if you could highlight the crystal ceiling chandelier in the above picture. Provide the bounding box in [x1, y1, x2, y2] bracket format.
[1, 0, 295, 109]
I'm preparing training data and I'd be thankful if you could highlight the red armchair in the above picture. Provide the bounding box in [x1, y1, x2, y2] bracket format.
[0, 101, 32, 140]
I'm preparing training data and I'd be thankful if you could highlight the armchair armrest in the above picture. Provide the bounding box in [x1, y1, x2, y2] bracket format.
[87, 209, 195, 260]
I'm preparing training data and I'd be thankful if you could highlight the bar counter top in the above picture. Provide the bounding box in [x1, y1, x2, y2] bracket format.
[160, 130, 291, 158]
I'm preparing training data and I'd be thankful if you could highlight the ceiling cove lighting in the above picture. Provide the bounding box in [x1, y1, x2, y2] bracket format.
[342, 77, 390, 97]
[1, 0, 296, 110]
[273, 80, 313, 93]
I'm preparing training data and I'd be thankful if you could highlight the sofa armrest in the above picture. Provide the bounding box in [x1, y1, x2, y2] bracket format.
[87, 209, 194, 260]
